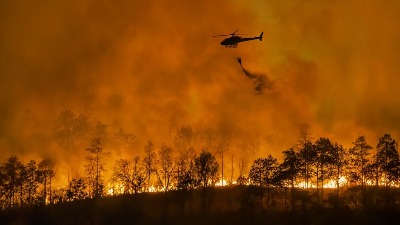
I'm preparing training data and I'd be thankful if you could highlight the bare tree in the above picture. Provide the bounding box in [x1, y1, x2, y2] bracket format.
[113, 156, 145, 194]
[216, 121, 233, 186]
[130, 156, 146, 193]
[143, 141, 156, 191]
[38, 159, 55, 204]
[156, 144, 175, 191]
[85, 138, 109, 197]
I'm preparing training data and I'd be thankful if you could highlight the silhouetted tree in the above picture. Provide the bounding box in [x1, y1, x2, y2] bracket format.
[249, 158, 266, 187]
[0, 165, 5, 209]
[23, 160, 40, 205]
[298, 140, 316, 189]
[175, 147, 196, 189]
[113, 156, 145, 194]
[216, 121, 233, 186]
[348, 136, 372, 186]
[237, 134, 256, 183]
[113, 159, 132, 194]
[331, 143, 348, 196]
[175, 148, 196, 190]
[143, 141, 156, 191]
[85, 138, 109, 197]
[297, 124, 315, 189]
[156, 144, 175, 191]
[280, 148, 301, 189]
[272, 165, 291, 212]
[66, 178, 88, 201]
[375, 134, 400, 186]
[277, 148, 301, 210]
[0, 156, 24, 208]
[38, 159, 55, 204]
[314, 137, 335, 200]
[364, 161, 379, 186]
[52, 188, 67, 204]
[249, 155, 278, 213]
[130, 156, 146, 193]
[193, 150, 219, 188]
[176, 169, 196, 190]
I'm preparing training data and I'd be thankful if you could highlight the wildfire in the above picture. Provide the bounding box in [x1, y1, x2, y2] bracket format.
[296, 182, 316, 188]
[215, 179, 228, 187]
[148, 185, 158, 193]
[296, 177, 348, 189]
[106, 183, 125, 196]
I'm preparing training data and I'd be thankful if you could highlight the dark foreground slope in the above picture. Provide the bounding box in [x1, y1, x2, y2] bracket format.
[1, 186, 400, 225]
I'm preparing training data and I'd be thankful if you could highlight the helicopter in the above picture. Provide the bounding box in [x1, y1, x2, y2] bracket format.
[212, 29, 263, 48]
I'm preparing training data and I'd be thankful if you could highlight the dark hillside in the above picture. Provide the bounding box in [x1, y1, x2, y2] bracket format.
[1, 186, 400, 225]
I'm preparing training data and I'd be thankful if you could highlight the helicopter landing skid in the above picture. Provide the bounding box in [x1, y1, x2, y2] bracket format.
[226, 44, 238, 48]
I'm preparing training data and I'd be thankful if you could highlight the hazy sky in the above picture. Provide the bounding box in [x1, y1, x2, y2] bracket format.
[1, 0, 400, 163]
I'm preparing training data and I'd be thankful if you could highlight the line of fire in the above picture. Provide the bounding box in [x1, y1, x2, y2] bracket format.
[1, 110, 400, 212]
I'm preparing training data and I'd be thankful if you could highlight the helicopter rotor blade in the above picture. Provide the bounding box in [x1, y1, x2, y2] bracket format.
[211, 29, 248, 37]
[231, 30, 249, 36]
[212, 34, 229, 37]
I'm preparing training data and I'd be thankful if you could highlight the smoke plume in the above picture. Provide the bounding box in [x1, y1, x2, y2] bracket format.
[1, 0, 400, 182]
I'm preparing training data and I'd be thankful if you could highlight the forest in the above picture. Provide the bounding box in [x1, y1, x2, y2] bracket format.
[1, 110, 400, 224]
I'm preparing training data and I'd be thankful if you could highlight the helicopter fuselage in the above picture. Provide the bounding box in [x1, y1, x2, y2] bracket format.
[220, 32, 263, 48]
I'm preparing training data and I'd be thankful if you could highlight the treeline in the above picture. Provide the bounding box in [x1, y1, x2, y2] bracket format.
[246, 134, 400, 212]
[0, 157, 55, 208]
[1, 133, 399, 211]
[0, 145, 220, 209]
[1, 109, 400, 211]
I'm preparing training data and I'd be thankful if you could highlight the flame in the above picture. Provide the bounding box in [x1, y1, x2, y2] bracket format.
[297, 177, 348, 189]
[105, 176, 351, 196]
[296, 181, 316, 188]
[107, 187, 114, 196]
[148, 185, 157, 193]
[106, 183, 125, 196]
[215, 179, 228, 187]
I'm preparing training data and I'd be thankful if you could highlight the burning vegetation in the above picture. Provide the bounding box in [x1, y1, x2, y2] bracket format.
[1, 110, 400, 212]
